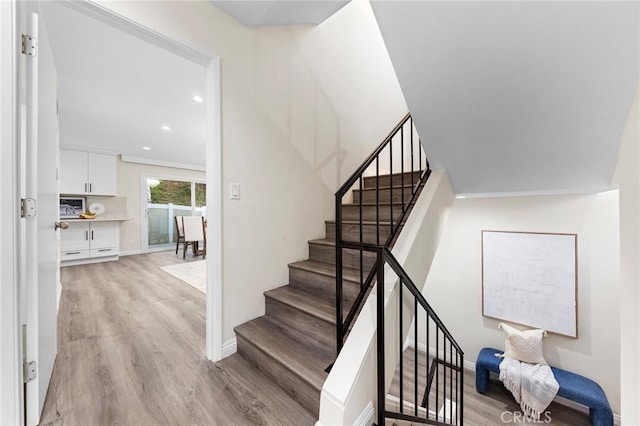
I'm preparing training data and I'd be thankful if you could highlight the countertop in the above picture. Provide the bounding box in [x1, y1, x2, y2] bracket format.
[64, 217, 132, 223]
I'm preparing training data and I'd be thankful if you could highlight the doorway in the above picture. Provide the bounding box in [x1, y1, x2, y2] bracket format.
[6, 2, 223, 425]
[143, 176, 207, 252]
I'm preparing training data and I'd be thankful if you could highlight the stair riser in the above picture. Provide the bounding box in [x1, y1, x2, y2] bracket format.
[363, 171, 423, 189]
[288, 265, 361, 303]
[236, 335, 321, 417]
[265, 297, 335, 350]
[341, 204, 405, 222]
[353, 186, 415, 204]
[326, 222, 397, 244]
[308, 243, 377, 270]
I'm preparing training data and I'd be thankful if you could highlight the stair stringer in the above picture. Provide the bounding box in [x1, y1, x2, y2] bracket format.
[317, 169, 456, 426]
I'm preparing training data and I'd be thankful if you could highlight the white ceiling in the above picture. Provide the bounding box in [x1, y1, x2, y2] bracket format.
[40, 2, 207, 169]
[371, 1, 639, 195]
[211, 0, 350, 27]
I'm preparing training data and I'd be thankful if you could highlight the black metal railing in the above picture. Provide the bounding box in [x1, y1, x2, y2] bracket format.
[332, 113, 463, 425]
[373, 246, 464, 426]
[334, 113, 430, 354]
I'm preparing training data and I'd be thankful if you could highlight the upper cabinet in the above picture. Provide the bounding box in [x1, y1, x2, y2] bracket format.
[60, 149, 117, 196]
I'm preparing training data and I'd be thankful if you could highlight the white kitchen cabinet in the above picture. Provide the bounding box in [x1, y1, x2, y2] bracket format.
[60, 149, 116, 196]
[60, 221, 120, 264]
[60, 150, 88, 195]
[88, 154, 116, 196]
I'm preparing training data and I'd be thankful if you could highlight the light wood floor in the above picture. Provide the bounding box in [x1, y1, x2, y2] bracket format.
[42, 251, 593, 426]
[388, 347, 591, 426]
[41, 251, 314, 426]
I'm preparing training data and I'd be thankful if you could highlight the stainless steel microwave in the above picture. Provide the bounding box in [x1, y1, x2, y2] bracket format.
[59, 197, 85, 218]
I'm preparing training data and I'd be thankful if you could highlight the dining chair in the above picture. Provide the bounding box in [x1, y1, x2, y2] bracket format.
[174, 216, 185, 255]
[181, 216, 206, 259]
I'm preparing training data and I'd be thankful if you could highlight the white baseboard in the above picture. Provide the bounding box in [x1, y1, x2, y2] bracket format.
[119, 249, 142, 257]
[56, 281, 62, 312]
[222, 337, 237, 358]
[354, 401, 374, 426]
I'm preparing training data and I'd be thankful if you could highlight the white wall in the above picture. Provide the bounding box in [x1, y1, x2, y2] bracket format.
[423, 192, 621, 413]
[95, 0, 407, 342]
[117, 158, 205, 254]
[612, 86, 639, 425]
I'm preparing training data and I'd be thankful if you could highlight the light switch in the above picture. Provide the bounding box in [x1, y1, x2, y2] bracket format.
[230, 183, 240, 200]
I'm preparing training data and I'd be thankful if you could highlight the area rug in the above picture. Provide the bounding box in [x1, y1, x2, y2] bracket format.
[160, 260, 206, 293]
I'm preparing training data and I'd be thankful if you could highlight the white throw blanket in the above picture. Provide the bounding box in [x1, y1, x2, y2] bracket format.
[499, 356, 559, 420]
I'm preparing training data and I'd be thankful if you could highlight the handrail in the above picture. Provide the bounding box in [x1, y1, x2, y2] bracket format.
[382, 248, 463, 353]
[336, 112, 412, 197]
[377, 247, 464, 426]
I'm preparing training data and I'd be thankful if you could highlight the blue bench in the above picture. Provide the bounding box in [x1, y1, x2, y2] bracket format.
[475, 347, 613, 426]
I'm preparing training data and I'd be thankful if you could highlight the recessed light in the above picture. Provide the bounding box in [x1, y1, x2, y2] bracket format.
[142, 146, 151, 150]
[192, 95, 203, 103]
[161, 125, 171, 131]
[456, 195, 467, 199]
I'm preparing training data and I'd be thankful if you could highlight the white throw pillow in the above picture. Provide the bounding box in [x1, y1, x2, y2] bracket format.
[498, 322, 547, 365]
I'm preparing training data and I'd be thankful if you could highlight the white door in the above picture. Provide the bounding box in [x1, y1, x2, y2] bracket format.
[20, 4, 60, 425]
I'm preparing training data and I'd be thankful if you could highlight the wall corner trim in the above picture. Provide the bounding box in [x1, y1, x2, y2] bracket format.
[354, 401, 375, 426]
[222, 337, 237, 358]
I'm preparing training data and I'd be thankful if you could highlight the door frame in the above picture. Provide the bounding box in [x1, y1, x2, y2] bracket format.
[140, 173, 207, 253]
[1, 1, 223, 423]
[1, 1, 22, 425]
[61, 0, 223, 362]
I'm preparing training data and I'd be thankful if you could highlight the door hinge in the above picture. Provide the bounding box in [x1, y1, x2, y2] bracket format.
[23, 361, 37, 383]
[21, 198, 36, 219]
[21, 34, 37, 57]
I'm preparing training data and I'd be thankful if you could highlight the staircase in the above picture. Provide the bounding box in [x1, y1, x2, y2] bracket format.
[233, 169, 426, 418]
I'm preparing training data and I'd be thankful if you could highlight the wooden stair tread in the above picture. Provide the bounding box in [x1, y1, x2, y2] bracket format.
[264, 285, 348, 325]
[343, 201, 416, 206]
[355, 183, 422, 191]
[325, 219, 396, 226]
[234, 316, 331, 391]
[288, 259, 361, 283]
[308, 238, 335, 247]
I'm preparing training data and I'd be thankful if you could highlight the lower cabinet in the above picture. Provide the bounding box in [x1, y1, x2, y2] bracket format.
[60, 221, 119, 263]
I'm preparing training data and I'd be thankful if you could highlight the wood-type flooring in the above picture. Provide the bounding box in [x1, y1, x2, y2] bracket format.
[40, 251, 314, 426]
[41, 251, 595, 426]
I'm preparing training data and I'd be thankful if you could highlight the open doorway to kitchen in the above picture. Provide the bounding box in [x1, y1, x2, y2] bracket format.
[18, 1, 222, 425]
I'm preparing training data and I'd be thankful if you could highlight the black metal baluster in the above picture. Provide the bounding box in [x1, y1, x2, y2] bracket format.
[376, 252, 385, 426]
[389, 139, 393, 233]
[426, 316, 430, 420]
[376, 157, 380, 244]
[414, 297, 418, 416]
[359, 176, 363, 291]
[401, 126, 404, 226]
[436, 327, 439, 421]
[419, 130, 423, 177]
[410, 117, 415, 189]
[449, 340, 453, 424]
[443, 335, 447, 422]
[455, 349, 459, 424]
[460, 352, 464, 426]
[399, 279, 404, 414]
[335, 193, 343, 354]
